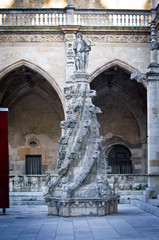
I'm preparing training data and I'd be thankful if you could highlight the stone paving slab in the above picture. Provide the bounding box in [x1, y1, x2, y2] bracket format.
[0, 204, 159, 240]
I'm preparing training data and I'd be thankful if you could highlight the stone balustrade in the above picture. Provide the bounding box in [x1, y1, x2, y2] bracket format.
[0, 8, 151, 27]
[74, 9, 151, 27]
[9, 174, 148, 192]
[9, 175, 58, 192]
[0, 9, 66, 26]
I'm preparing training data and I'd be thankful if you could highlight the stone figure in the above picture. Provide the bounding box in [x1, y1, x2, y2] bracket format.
[73, 32, 91, 72]
[113, 176, 119, 195]
[45, 171, 51, 186]
[97, 177, 112, 197]
[13, 175, 20, 186]
[31, 177, 38, 188]
[9, 178, 14, 192]
[23, 175, 29, 188]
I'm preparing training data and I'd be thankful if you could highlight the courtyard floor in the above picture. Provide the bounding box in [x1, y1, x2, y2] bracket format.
[0, 204, 159, 240]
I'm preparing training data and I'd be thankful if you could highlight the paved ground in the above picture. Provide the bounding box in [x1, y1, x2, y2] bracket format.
[0, 204, 159, 240]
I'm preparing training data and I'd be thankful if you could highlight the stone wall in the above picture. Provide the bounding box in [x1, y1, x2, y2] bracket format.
[0, 33, 150, 92]
[96, 94, 147, 174]
[2, 0, 153, 9]
[0, 27, 150, 177]
[9, 93, 61, 175]
[9, 174, 148, 192]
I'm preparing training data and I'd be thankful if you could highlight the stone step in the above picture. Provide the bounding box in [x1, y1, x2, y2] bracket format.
[10, 200, 45, 206]
[148, 199, 159, 207]
[119, 190, 145, 204]
[10, 192, 44, 196]
[9, 192, 46, 205]
[135, 195, 147, 202]
[10, 196, 44, 200]
[119, 190, 145, 195]
[131, 200, 159, 217]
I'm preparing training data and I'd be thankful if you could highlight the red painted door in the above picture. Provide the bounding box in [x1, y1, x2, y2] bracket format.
[0, 108, 9, 209]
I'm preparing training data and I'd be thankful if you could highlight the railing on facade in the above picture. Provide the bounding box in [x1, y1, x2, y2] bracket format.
[0, 8, 151, 27]
[9, 174, 148, 192]
[74, 9, 151, 27]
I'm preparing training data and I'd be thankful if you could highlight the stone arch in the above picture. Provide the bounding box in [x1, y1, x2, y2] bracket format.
[90, 59, 147, 142]
[105, 142, 130, 156]
[90, 59, 147, 174]
[105, 144, 132, 174]
[1, 60, 65, 176]
[97, 88, 146, 142]
[0, 59, 65, 109]
[90, 59, 147, 88]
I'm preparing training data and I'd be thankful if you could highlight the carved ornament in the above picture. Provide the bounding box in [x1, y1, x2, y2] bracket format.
[0, 34, 64, 42]
[149, 41, 159, 50]
[0, 33, 149, 43]
[83, 34, 149, 43]
[131, 73, 148, 86]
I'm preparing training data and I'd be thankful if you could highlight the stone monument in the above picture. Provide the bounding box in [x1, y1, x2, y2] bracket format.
[45, 33, 119, 216]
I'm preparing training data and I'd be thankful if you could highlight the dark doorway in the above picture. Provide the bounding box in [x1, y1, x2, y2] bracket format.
[107, 145, 132, 174]
[25, 155, 41, 175]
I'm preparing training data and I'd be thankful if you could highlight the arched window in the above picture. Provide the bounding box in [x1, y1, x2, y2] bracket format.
[107, 145, 132, 174]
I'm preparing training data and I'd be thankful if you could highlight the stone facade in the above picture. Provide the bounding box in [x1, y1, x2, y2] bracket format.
[0, 28, 149, 178]
[9, 94, 62, 175]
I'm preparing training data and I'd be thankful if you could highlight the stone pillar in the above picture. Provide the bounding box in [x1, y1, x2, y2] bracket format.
[146, 5, 159, 197]
[152, 0, 158, 8]
[147, 68, 159, 197]
[66, 1, 75, 25]
[67, 0, 73, 7]
[65, 33, 75, 82]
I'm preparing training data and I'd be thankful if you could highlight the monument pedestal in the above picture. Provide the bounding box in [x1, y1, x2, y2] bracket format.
[46, 197, 118, 217]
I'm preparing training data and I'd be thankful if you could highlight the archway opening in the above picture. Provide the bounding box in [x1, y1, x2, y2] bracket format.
[90, 64, 147, 175]
[107, 145, 132, 174]
[0, 65, 64, 179]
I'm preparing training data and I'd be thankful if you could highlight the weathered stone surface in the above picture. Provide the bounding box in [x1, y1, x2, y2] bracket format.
[45, 34, 119, 216]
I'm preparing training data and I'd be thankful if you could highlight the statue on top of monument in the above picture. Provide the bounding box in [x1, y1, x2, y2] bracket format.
[73, 32, 91, 72]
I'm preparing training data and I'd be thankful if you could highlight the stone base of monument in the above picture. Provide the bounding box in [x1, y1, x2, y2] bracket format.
[45, 196, 119, 216]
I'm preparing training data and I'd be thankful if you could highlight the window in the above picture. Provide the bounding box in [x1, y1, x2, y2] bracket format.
[25, 155, 41, 175]
[107, 145, 132, 174]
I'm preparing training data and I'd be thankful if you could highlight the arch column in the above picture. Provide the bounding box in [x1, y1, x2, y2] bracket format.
[146, 6, 159, 197]
[147, 68, 159, 197]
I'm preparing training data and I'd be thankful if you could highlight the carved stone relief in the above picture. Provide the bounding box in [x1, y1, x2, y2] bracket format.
[0, 34, 64, 42]
[0, 33, 149, 43]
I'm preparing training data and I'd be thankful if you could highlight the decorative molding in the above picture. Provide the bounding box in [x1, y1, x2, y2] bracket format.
[83, 34, 150, 43]
[64, 33, 75, 42]
[0, 34, 64, 42]
[0, 33, 149, 43]
[149, 41, 159, 50]
[27, 138, 40, 148]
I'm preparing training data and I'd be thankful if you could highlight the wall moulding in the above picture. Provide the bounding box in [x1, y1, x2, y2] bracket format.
[83, 34, 150, 43]
[0, 33, 149, 43]
[0, 33, 64, 43]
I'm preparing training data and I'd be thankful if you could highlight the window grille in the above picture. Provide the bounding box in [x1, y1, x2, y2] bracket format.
[25, 155, 41, 175]
[107, 145, 132, 174]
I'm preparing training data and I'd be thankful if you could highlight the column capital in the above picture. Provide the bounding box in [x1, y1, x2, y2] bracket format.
[147, 64, 159, 79]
